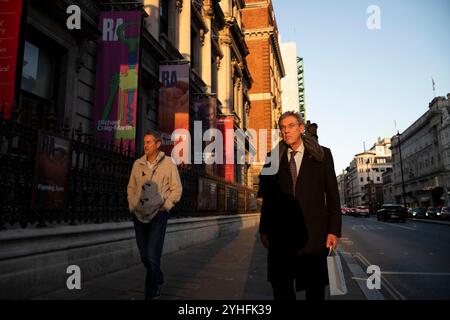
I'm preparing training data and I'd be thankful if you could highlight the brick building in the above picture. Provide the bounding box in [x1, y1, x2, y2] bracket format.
[241, 0, 285, 189]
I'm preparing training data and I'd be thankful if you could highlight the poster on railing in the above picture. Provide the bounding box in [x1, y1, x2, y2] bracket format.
[0, 0, 25, 119]
[226, 186, 238, 212]
[158, 63, 190, 156]
[32, 132, 71, 210]
[94, 11, 142, 151]
[197, 177, 217, 211]
[216, 115, 235, 183]
[247, 191, 257, 211]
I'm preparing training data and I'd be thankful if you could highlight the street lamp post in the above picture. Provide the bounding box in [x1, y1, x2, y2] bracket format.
[397, 132, 407, 207]
[366, 158, 372, 212]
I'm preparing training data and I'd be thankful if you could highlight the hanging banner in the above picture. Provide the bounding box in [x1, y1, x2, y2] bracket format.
[0, 0, 25, 119]
[95, 11, 142, 151]
[159, 63, 190, 156]
[194, 95, 216, 171]
[194, 95, 216, 133]
[217, 116, 234, 183]
[32, 132, 71, 210]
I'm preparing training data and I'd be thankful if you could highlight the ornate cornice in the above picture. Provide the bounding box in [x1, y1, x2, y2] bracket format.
[243, 27, 285, 77]
[216, 55, 222, 70]
[176, 0, 183, 13]
[192, 4, 209, 46]
[223, 16, 249, 58]
[199, 28, 205, 46]
[219, 28, 232, 46]
[203, 0, 214, 17]
[243, 27, 274, 38]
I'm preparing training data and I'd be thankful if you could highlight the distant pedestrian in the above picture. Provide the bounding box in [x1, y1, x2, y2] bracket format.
[305, 121, 319, 140]
[303, 121, 322, 161]
[127, 130, 183, 299]
[258, 111, 341, 300]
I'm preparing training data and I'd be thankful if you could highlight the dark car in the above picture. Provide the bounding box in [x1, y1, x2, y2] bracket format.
[408, 207, 427, 218]
[377, 204, 407, 222]
[438, 207, 450, 220]
[425, 207, 439, 219]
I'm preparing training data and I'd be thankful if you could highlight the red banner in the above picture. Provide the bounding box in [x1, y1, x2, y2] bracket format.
[217, 116, 234, 183]
[0, 0, 24, 119]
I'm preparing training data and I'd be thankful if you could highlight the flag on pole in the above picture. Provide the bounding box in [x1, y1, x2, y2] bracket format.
[432, 77, 436, 96]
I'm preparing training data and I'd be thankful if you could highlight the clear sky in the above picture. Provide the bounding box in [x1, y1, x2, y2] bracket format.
[272, 0, 450, 174]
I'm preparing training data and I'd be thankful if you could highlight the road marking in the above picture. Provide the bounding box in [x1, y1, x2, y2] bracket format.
[337, 249, 385, 300]
[381, 272, 450, 276]
[372, 220, 417, 231]
[340, 237, 354, 246]
[351, 224, 385, 231]
[351, 277, 368, 281]
[353, 252, 407, 300]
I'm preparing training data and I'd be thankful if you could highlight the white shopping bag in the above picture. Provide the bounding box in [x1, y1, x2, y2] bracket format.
[327, 247, 348, 296]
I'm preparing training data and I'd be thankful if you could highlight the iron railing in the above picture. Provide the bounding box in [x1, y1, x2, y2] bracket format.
[0, 106, 257, 229]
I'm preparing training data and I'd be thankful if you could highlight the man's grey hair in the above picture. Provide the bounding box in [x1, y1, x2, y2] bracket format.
[144, 129, 162, 143]
[278, 111, 304, 127]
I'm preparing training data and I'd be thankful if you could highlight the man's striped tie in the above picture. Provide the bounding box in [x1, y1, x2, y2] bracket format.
[290, 151, 298, 195]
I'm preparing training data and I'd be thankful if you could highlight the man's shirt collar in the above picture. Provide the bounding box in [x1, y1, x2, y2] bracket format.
[289, 142, 304, 154]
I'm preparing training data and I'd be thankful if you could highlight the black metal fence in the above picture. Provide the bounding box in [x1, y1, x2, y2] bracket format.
[0, 107, 257, 230]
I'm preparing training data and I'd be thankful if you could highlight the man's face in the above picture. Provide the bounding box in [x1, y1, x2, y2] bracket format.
[143, 135, 161, 156]
[279, 116, 304, 147]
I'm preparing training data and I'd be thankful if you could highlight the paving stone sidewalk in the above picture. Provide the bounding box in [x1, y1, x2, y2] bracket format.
[36, 225, 366, 300]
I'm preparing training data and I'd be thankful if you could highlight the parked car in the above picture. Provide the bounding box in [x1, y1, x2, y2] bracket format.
[408, 207, 427, 218]
[377, 204, 407, 222]
[438, 207, 450, 220]
[425, 207, 439, 219]
[356, 206, 370, 217]
[341, 206, 349, 215]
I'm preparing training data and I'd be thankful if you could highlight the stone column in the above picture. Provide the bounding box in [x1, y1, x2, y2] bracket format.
[201, 1, 213, 93]
[236, 77, 243, 127]
[143, 0, 159, 39]
[218, 29, 232, 114]
[178, 0, 191, 61]
[168, 0, 178, 48]
[220, 0, 232, 16]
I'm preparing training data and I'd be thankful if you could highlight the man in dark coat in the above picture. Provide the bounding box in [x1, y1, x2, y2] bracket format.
[258, 111, 341, 300]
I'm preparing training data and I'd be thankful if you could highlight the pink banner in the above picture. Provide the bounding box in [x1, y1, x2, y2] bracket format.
[95, 11, 142, 150]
